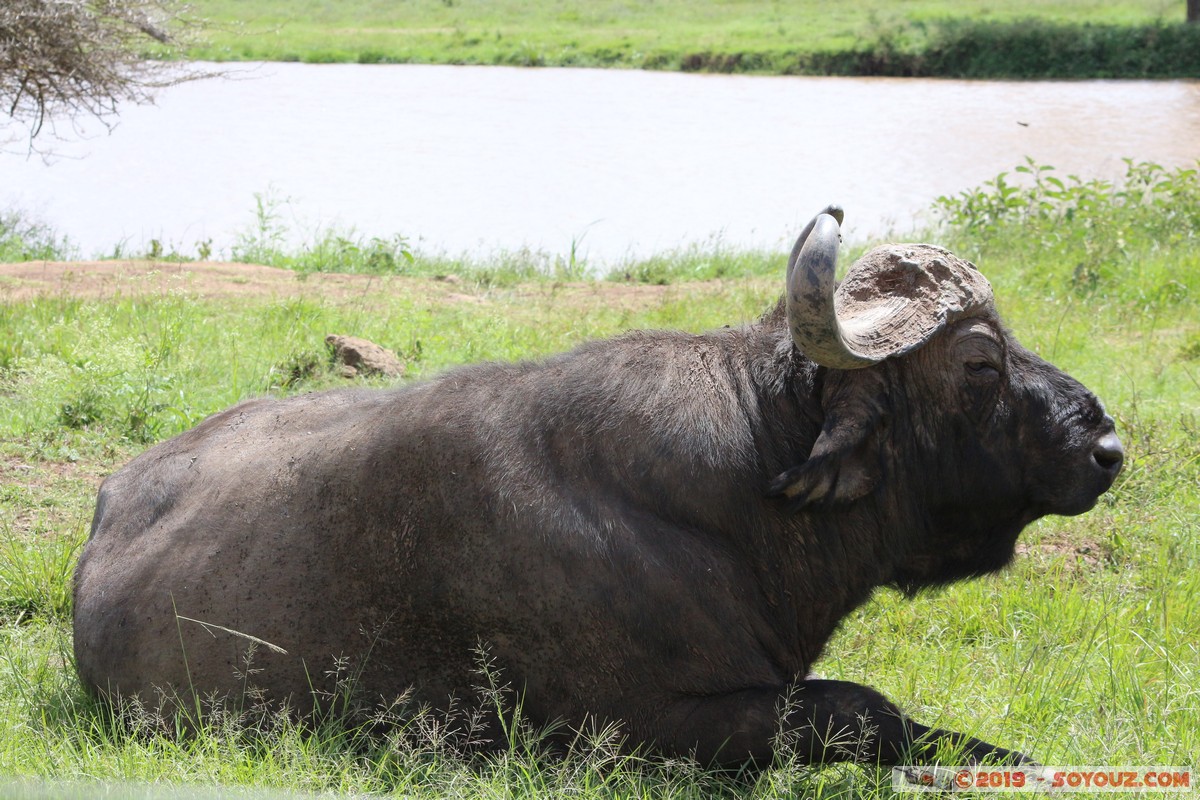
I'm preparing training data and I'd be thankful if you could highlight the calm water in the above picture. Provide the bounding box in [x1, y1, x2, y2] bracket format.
[3, 64, 1199, 263]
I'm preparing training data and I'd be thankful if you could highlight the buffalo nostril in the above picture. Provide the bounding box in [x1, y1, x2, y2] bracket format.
[1093, 432, 1124, 473]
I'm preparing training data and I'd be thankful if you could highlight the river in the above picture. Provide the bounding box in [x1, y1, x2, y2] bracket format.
[3, 64, 1199, 264]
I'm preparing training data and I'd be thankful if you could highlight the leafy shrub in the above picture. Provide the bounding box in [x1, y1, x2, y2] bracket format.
[934, 158, 1200, 306]
[263, 347, 333, 392]
[796, 19, 1200, 79]
[0, 209, 75, 262]
[915, 19, 1200, 79]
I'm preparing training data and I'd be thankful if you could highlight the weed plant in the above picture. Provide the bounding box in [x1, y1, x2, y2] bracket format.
[226, 189, 600, 285]
[229, 190, 415, 276]
[934, 158, 1198, 312]
[0, 210, 75, 263]
[0, 162, 1197, 796]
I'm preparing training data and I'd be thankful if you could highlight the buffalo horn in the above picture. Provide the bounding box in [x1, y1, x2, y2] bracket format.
[786, 207, 996, 370]
[785, 208, 878, 370]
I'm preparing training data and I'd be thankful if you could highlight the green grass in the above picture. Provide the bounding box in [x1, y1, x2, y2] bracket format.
[0, 211, 75, 264]
[179, 0, 1200, 77]
[0, 162, 1198, 796]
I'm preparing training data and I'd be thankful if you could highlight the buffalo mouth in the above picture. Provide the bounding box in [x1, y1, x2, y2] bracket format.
[1049, 490, 1105, 518]
[1036, 429, 1125, 518]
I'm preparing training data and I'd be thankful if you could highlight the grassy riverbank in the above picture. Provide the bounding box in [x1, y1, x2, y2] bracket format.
[182, 0, 1200, 78]
[1, 163, 1198, 796]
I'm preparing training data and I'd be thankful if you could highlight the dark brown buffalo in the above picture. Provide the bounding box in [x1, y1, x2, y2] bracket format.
[73, 207, 1123, 769]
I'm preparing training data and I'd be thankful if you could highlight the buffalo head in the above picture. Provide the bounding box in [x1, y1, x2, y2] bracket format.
[771, 207, 1123, 589]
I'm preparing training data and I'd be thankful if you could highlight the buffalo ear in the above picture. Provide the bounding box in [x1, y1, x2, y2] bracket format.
[768, 370, 886, 511]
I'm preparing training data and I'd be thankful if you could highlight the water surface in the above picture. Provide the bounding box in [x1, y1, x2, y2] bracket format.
[3, 64, 1198, 263]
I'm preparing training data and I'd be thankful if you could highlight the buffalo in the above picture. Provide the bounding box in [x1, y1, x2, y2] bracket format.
[73, 207, 1123, 769]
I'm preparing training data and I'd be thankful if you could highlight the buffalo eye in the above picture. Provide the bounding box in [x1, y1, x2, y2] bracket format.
[965, 359, 1000, 380]
[961, 355, 1003, 424]
[953, 321, 1004, 383]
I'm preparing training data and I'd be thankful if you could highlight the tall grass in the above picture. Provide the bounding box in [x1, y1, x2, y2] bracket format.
[0, 161, 1197, 796]
[228, 190, 415, 277]
[219, 189, 594, 285]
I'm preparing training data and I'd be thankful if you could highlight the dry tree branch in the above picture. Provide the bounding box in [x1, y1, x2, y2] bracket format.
[0, 0, 208, 150]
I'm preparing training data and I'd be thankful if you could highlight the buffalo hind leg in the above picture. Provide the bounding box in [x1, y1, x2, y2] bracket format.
[662, 679, 1031, 770]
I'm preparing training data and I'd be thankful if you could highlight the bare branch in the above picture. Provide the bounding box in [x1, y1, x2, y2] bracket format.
[0, 0, 208, 152]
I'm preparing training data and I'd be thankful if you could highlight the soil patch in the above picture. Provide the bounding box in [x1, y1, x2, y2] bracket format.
[0, 260, 762, 314]
[0, 260, 430, 303]
[1016, 531, 1113, 574]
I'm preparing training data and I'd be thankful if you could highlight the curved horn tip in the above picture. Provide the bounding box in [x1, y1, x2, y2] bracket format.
[820, 205, 845, 226]
[787, 205, 879, 369]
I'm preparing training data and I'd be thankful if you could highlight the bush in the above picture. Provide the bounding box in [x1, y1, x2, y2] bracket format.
[793, 19, 1200, 79]
[917, 19, 1200, 79]
[933, 158, 1200, 306]
[0, 209, 75, 262]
